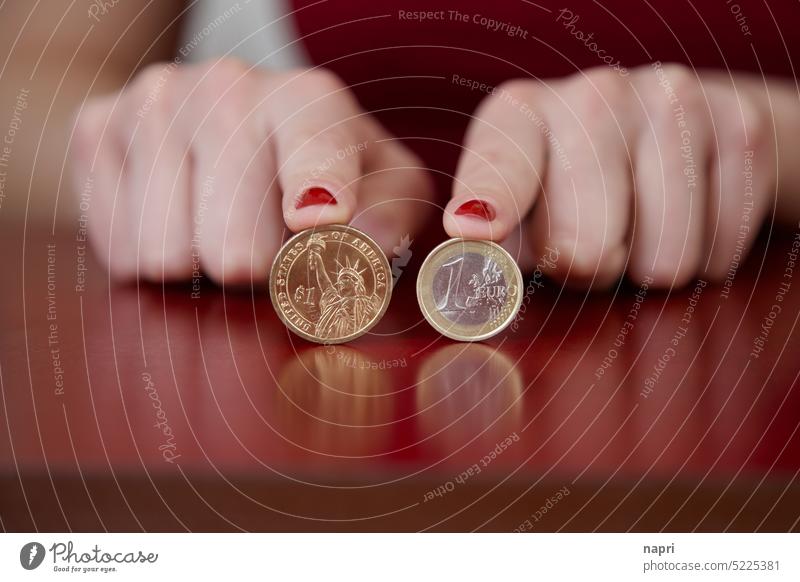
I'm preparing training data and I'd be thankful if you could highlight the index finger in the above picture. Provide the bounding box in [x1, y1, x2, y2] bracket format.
[267, 70, 369, 232]
[444, 80, 547, 241]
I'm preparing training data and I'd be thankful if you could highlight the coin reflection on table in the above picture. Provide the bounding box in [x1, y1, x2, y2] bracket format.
[274, 346, 396, 455]
[269, 225, 392, 344]
[417, 238, 523, 341]
[416, 343, 523, 451]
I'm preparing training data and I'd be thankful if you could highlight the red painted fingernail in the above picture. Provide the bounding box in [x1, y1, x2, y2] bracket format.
[296, 187, 337, 209]
[455, 199, 496, 221]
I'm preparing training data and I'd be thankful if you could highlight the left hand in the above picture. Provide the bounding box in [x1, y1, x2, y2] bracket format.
[445, 63, 794, 289]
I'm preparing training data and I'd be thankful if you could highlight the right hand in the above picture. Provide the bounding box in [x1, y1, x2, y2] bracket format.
[70, 58, 433, 284]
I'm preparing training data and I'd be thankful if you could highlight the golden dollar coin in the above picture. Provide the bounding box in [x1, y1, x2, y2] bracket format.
[269, 225, 392, 344]
[416, 238, 523, 341]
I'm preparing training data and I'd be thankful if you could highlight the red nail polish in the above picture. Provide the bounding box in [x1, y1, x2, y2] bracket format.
[455, 199, 495, 221]
[296, 187, 337, 209]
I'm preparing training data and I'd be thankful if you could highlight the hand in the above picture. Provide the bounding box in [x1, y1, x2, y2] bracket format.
[445, 63, 785, 289]
[70, 58, 433, 284]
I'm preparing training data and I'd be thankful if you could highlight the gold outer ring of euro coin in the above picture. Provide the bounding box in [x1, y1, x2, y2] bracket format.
[416, 238, 523, 342]
[269, 225, 392, 344]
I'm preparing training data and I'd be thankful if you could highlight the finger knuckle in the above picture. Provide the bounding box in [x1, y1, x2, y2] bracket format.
[649, 65, 704, 124]
[659, 63, 697, 94]
[137, 62, 172, 87]
[203, 100, 251, 138]
[478, 80, 538, 121]
[129, 64, 177, 116]
[72, 100, 108, 154]
[571, 67, 629, 116]
[139, 109, 169, 144]
[275, 68, 348, 101]
[300, 68, 347, 95]
[203, 56, 251, 81]
[493, 79, 535, 102]
[724, 93, 768, 153]
[194, 59, 251, 108]
[134, 63, 174, 95]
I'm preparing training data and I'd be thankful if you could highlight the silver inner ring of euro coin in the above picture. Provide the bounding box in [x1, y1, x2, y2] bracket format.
[431, 251, 510, 326]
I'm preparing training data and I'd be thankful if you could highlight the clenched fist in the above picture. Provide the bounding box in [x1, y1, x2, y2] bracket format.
[70, 58, 433, 284]
[444, 64, 799, 288]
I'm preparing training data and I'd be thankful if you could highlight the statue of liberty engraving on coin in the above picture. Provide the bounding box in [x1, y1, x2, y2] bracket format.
[417, 239, 523, 341]
[269, 225, 391, 343]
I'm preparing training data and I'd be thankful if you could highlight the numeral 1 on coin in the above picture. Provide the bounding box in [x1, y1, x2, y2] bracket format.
[294, 285, 316, 305]
[437, 257, 466, 312]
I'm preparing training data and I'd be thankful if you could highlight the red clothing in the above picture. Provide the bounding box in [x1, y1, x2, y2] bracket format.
[290, 0, 799, 197]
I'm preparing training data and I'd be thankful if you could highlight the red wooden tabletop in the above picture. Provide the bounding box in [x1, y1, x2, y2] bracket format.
[1, 227, 799, 532]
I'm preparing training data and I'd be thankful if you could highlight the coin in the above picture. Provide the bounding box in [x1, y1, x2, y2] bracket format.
[269, 225, 392, 344]
[416, 238, 523, 341]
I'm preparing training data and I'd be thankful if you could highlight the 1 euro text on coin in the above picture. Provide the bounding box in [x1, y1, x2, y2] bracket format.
[417, 238, 523, 341]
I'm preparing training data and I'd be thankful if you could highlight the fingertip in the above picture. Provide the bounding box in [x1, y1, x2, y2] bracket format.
[443, 196, 513, 241]
[283, 182, 356, 232]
